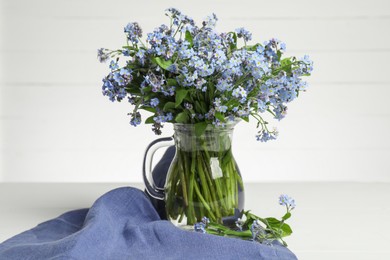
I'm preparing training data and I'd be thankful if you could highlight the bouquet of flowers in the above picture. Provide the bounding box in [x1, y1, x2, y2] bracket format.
[98, 8, 313, 141]
[98, 8, 312, 229]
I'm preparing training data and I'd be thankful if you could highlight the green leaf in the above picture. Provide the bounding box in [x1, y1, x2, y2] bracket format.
[214, 112, 226, 122]
[281, 223, 293, 236]
[244, 43, 261, 51]
[122, 46, 137, 51]
[141, 86, 152, 93]
[195, 101, 207, 114]
[226, 99, 239, 107]
[139, 106, 156, 113]
[185, 30, 193, 47]
[175, 88, 189, 108]
[195, 122, 208, 137]
[222, 151, 233, 166]
[264, 217, 281, 226]
[280, 58, 292, 74]
[163, 102, 176, 112]
[125, 83, 142, 95]
[282, 212, 291, 221]
[167, 78, 177, 86]
[228, 32, 237, 52]
[153, 57, 173, 70]
[281, 58, 292, 66]
[145, 116, 155, 124]
[175, 112, 189, 123]
[208, 82, 215, 103]
[264, 217, 292, 237]
[277, 50, 282, 61]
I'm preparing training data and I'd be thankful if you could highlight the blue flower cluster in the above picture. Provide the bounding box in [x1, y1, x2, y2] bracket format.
[250, 219, 269, 242]
[101, 61, 133, 102]
[98, 8, 313, 140]
[235, 27, 252, 41]
[97, 48, 110, 63]
[194, 216, 210, 234]
[124, 22, 142, 44]
[279, 194, 296, 210]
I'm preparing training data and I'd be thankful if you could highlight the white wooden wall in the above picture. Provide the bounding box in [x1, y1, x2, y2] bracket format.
[1, 0, 390, 182]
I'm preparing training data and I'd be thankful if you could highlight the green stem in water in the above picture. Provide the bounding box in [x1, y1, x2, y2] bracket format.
[178, 153, 188, 207]
[193, 180, 216, 221]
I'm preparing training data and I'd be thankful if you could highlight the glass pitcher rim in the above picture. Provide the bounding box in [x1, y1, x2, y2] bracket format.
[173, 118, 241, 130]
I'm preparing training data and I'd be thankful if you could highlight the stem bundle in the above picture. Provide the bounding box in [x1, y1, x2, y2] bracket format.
[165, 124, 244, 225]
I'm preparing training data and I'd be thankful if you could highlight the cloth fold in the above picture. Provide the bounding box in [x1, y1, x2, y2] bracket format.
[0, 187, 297, 260]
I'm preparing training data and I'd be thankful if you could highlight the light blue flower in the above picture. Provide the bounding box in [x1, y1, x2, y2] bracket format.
[127, 96, 136, 105]
[122, 49, 130, 56]
[147, 31, 163, 46]
[273, 105, 288, 120]
[256, 45, 265, 54]
[201, 217, 210, 225]
[256, 129, 278, 142]
[150, 98, 159, 107]
[178, 42, 195, 59]
[194, 222, 206, 233]
[165, 112, 173, 121]
[257, 100, 267, 113]
[205, 108, 215, 120]
[193, 78, 206, 91]
[250, 220, 266, 241]
[235, 27, 252, 41]
[232, 86, 247, 103]
[120, 68, 132, 81]
[184, 103, 193, 110]
[217, 105, 227, 113]
[129, 111, 142, 126]
[230, 65, 242, 77]
[113, 72, 125, 86]
[234, 108, 247, 117]
[212, 119, 225, 127]
[182, 71, 198, 87]
[280, 42, 286, 51]
[216, 79, 230, 92]
[167, 64, 178, 73]
[298, 55, 314, 75]
[279, 194, 296, 209]
[97, 48, 110, 63]
[214, 98, 222, 106]
[213, 98, 228, 113]
[124, 22, 142, 43]
[235, 218, 244, 231]
[136, 49, 146, 65]
[203, 13, 218, 29]
[153, 112, 173, 124]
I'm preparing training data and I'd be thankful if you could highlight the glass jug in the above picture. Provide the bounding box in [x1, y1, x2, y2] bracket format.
[143, 122, 244, 226]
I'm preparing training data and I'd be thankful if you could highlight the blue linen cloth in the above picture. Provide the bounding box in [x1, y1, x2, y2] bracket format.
[0, 187, 297, 259]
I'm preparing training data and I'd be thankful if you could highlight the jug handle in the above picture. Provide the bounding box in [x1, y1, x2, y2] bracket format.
[143, 136, 175, 200]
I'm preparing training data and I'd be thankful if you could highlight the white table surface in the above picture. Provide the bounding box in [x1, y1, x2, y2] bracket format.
[1, 182, 389, 260]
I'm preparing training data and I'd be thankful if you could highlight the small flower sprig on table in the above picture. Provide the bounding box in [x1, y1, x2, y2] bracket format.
[194, 194, 296, 247]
